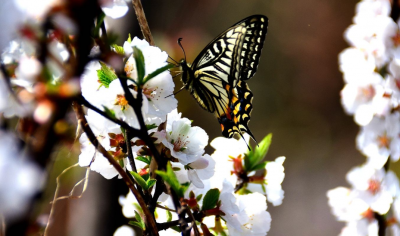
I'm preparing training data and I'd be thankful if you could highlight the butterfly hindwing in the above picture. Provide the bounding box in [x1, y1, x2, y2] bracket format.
[219, 81, 255, 140]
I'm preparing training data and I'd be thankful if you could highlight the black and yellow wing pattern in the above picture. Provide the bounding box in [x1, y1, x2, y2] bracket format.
[179, 15, 268, 143]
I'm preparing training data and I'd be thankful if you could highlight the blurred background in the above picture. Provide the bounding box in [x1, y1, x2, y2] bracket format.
[37, 0, 379, 235]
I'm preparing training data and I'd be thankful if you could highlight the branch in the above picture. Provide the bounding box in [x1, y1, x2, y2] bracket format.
[72, 102, 159, 236]
[125, 129, 137, 173]
[131, 0, 154, 45]
[78, 95, 141, 137]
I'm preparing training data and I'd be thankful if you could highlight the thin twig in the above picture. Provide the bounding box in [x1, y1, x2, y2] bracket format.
[44, 164, 89, 236]
[50, 166, 90, 203]
[155, 204, 175, 212]
[73, 102, 159, 236]
[186, 208, 200, 236]
[131, 0, 154, 45]
[125, 129, 137, 173]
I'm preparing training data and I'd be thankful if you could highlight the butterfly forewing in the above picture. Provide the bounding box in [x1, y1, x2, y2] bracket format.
[238, 15, 268, 80]
[193, 25, 247, 87]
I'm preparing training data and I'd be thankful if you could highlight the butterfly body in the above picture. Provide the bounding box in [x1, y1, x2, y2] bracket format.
[179, 15, 268, 142]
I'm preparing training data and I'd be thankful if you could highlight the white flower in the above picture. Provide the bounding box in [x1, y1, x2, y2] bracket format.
[118, 191, 139, 218]
[15, 55, 42, 82]
[264, 156, 285, 206]
[346, 165, 399, 214]
[220, 181, 271, 236]
[339, 48, 375, 81]
[124, 37, 177, 123]
[0, 74, 31, 118]
[162, 110, 208, 165]
[339, 219, 379, 236]
[78, 110, 128, 179]
[80, 61, 148, 129]
[385, 59, 400, 108]
[340, 68, 387, 126]
[173, 154, 215, 189]
[101, 0, 129, 19]
[357, 112, 400, 167]
[209, 135, 250, 189]
[113, 225, 135, 236]
[0, 132, 44, 222]
[211, 134, 249, 158]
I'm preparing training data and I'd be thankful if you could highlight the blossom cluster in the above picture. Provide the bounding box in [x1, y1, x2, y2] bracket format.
[0, 1, 285, 235]
[78, 35, 286, 235]
[328, 0, 400, 235]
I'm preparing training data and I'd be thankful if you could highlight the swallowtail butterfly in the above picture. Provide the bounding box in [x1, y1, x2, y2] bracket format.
[179, 15, 268, 145]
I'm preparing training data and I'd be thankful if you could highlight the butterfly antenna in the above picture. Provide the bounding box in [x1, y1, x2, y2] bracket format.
[239, 132, 252, 151]
[165, 85, 186, 98]
[168, 55, 179, 65]
[178, 38, 187, 61]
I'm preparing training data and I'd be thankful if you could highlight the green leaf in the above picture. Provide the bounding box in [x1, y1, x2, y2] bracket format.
[146, 179, 157, 189]
[112, 44, 125, 55]
[245, 133, 272, 172]
[201, 189, 220, 211]
[142, 173, 150, 181]
[102, 105, 116, 119]
[146, 124, 158, 130]
[171, 226, 181, 232]
[136, 156, 151, 165]
[252, 161, 268, 171]
[133, 46, 145, 84]
[156, 164, 186, 198]
[196, 194, 203, 202]
[97, 61, 117, 88]
[130, 171, 148, 190]
[134, 211, 145, 229]
[143, 64, 175, 84]
[128, 221, 144, 229]
[166, 210, 172, 222]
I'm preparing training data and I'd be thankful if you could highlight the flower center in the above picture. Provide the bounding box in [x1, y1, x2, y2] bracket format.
[377, 134, 391, 149]
[368, 179, 381, 195]
[115, 94, 129, 110]
[143, 87, 155, 99]
[360, 85, 375, 100]
[362, 208, 374, 221]
[392, 31, 400, 48]
[173, 137, 188, 152]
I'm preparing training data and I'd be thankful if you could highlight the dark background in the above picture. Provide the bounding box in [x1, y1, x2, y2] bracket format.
[43, 0, 370, 235]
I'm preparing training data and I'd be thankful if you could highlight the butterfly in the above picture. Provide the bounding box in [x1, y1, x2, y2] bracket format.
[178, 15, 268, 146]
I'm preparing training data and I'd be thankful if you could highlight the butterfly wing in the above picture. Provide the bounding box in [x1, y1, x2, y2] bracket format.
[219, 80, 256, 140]
[183, 15, 268, 140]
[191, 15, 268, 87]
[237, 15, 268, 81]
